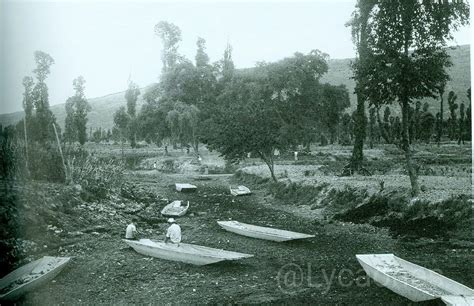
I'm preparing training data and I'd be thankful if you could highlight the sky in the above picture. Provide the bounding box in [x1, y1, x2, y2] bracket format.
[0, 0, 471, 114]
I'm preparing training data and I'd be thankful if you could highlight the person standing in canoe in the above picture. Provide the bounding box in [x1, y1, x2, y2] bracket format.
[125, 221, 139, 240]
[164, 218, 181, 244]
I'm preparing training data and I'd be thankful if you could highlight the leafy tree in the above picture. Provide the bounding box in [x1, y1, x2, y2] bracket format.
[368, 107, 376, 148]
[465, 88, 471, 141]
[204, 51, 341, 181]
[125, 81, 140, 147]
[347, 0, 377, 171]
[31, 51, 57, 142]
[64, 95, 76, 144]
[195, 37, 210, 68]
[154, 21, 182, 73]
[436, 82, 446, 145]
[447, 90, 458, 140]
[419, 102, 435, 143]
[72, 76, 90, 145]
[22, 77, 34, 119]
[113, 106, 130, 156]
[353, 0, 469, 196]
[457, 103, 465, 145]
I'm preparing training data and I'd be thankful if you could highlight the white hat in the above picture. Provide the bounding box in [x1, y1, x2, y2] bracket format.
[167, 218, 176, 223]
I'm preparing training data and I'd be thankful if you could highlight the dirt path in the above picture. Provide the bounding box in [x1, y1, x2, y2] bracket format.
[12, 169, 474, 305]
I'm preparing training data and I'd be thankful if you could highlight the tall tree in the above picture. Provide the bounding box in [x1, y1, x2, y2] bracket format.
[125, 81, 140, 147]
[72, 76, 90, 145]
[447, 90, 459, 140]
[354, 0, 469, 196]
[436, 82, 446, 145]
[154, 21, 182, 74]
[113, 106, 130, 156]
[195, 37, 210, 68]
[31, 51, 56, 142]
[348, 0, 377, 171]
[22, 77, 34, 119]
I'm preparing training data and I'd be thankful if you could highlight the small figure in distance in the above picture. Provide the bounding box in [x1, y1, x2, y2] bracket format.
[153, 161, 157, 170]
[125, 220, 140, 240]
[164, 218, 181, 245]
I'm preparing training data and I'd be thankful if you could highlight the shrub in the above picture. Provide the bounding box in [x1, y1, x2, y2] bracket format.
[68, 154, 124, 199]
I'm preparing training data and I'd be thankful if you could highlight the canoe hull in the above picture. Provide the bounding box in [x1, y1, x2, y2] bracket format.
[124, 239, 253, 266]
[356, 254, 474, 302]
[161, 201, 189, 217]
[441, 295, 474, 306]
[217, 221, 315, 242]
[0, 256, 71, 301]
[230, 186, 251, 196]
[175, 183, 197, 192]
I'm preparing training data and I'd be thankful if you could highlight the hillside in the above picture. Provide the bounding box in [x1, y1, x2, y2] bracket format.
[0, 45, 469, 130]
[321, 44, 471, 114]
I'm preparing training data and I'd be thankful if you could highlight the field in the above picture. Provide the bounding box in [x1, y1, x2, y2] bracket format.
[1, 142, 473, 305]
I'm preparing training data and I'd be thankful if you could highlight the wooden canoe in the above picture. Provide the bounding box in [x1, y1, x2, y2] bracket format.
[356, 254, 474, 302]
[0, 256, 71, 301]
[161, 200, 190, 217]
[175, 183, 197, 192]
[123, 239, 253, 266]
[230, 185, 251, 196]
[217, 220, 315, 242]
[441, 295, 474, 306]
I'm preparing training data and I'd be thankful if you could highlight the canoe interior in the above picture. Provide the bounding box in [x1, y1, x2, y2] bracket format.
[161, 200, 189, 217]
[356, 254, 474, 302]
[230, 185, 251, 196]
[0, 256, 70, 300]
[217, 220, 315, 240]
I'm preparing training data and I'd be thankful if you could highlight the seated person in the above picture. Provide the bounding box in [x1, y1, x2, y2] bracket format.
[164, 218, 181, 244]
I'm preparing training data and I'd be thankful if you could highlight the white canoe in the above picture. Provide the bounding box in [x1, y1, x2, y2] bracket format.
[0, 256, 71, 301]
[175, 183, 197, 192]
[230, 185, 251, 196]
[217, 220, 315, 242]
[356, 254, 474, 302]
[441, 295, 474, 306]
[123, 239, 253, 265]
[161, 200, 189, 217]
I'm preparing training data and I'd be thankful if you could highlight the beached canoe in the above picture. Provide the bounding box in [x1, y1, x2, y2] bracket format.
[230, 185, 251, 196]
[217, 220, 315, 242]
[175, 183, 197, 192]
[0, 256, 71, 301]
[123, 239, 253, 265]
[161, 200, 190, 217]
[356, 254, 474, 302]
[441, 295, 474, 306]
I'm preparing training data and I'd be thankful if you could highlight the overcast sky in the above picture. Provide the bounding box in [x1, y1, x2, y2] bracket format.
[0, 0, 471, 114]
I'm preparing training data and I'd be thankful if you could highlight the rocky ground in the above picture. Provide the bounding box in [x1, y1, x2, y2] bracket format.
[1, 144, 473, 305]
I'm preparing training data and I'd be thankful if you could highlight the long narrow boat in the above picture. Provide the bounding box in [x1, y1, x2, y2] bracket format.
[175, 183, 197, 192]
[0, 256, 71, 301]
[217, 220, 315, 242]
[230, 185, 251, 196]
[356, 254, 474, 302]
[161, 200, 190, 217]
[123, 239, 253, 265]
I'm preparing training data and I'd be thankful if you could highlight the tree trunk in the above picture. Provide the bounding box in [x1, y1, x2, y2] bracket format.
[401, 39, 419, 197]
[259, 152, 277, 182]
[375, 106, 391, 144]
[439, 90, 444, 146]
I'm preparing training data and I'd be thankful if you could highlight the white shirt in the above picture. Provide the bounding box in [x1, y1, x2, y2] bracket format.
[125, 223, 137, 239]
[166, 223, 182, 243]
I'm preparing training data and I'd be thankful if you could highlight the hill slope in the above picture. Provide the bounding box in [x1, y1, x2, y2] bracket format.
[0, 45, 469, 130]
[321, 44, 471, 114]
